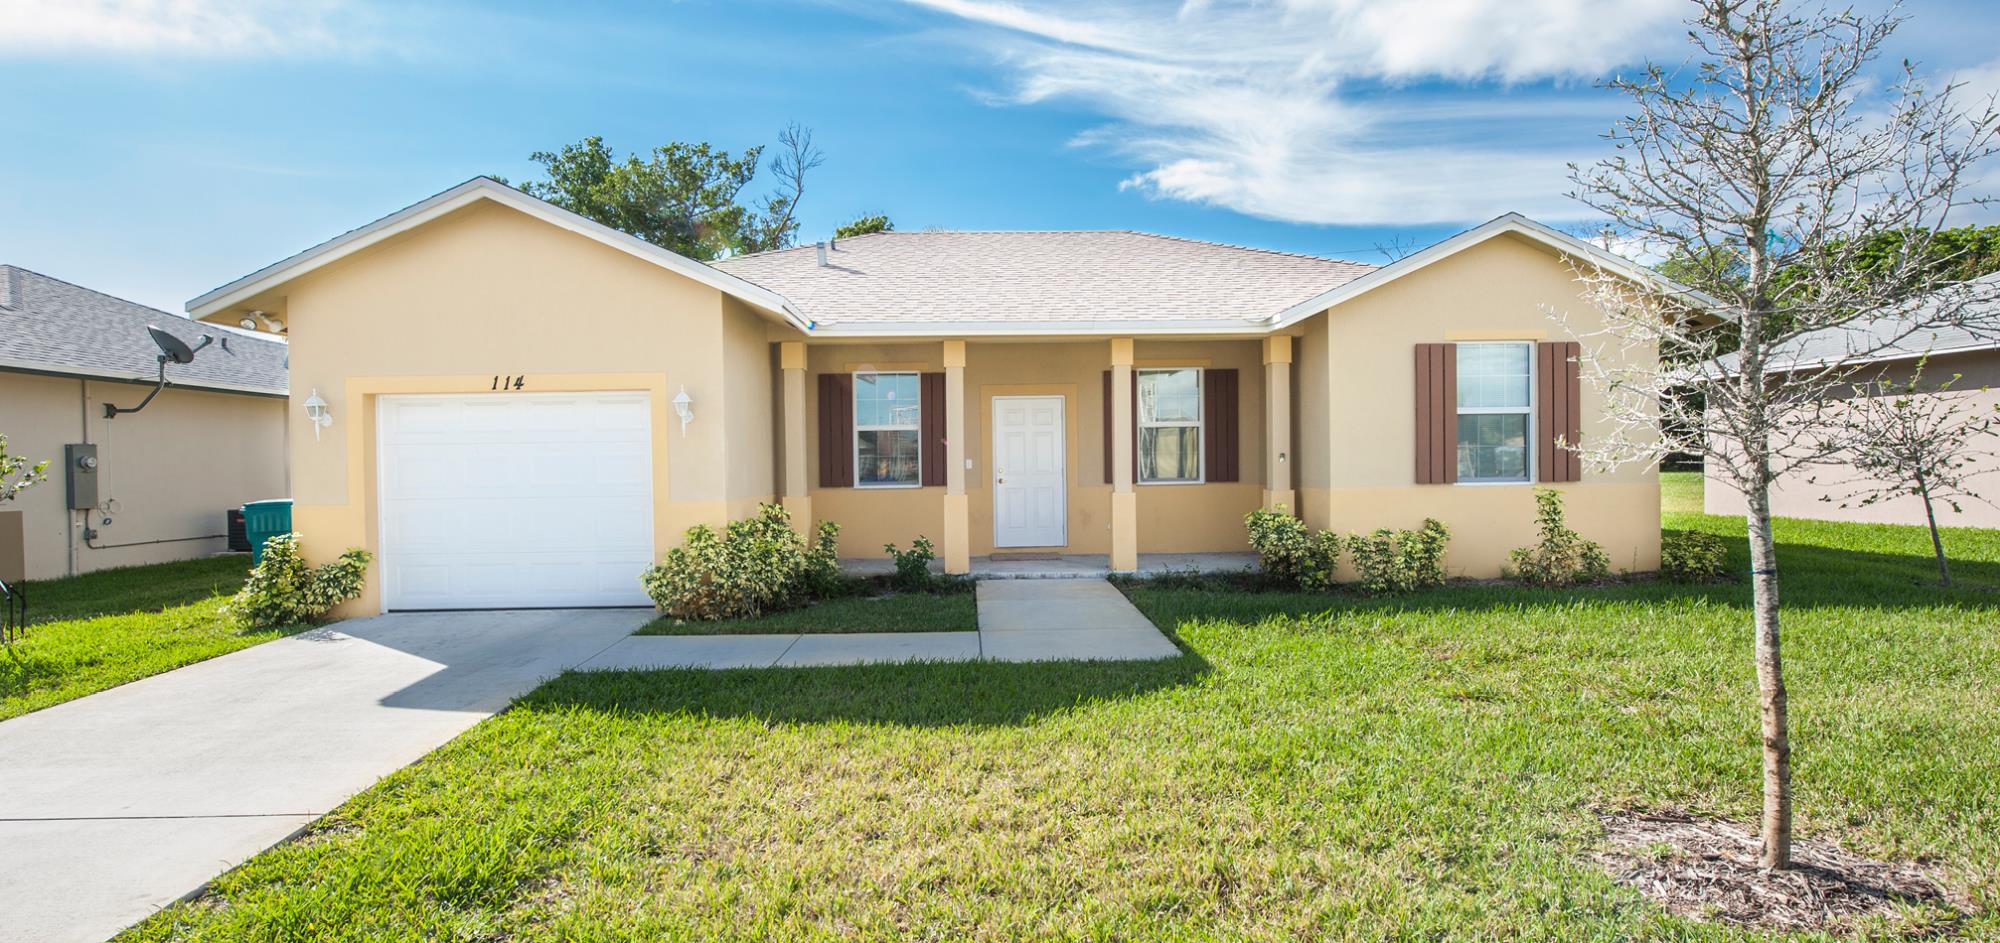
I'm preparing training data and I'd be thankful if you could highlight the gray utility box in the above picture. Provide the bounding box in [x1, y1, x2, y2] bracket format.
[65, 443, 98, 510]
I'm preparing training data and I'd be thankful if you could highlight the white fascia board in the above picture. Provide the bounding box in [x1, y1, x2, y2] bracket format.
[186, 177, 812, 331]
[1263, 213, 1727, 330]
[806, 318, 1272, 338]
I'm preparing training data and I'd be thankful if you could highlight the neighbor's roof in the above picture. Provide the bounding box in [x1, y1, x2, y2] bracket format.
[1722, 272, 2000, 373]
[0, 265, 287, 396]
[711, 231, 1377, 332]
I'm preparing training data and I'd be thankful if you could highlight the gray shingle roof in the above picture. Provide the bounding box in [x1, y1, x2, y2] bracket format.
[0, 265, 287, 396]
[711, 231, 1376, 329]
[1745, 272, 2000, 371]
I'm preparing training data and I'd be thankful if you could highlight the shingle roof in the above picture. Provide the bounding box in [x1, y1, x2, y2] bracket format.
[0, 265, 287, 396]
[711, 230, 1376, 330]
[1728, 272, 2000, 372]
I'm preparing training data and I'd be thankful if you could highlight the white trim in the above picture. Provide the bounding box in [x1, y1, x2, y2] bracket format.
[1136, 367, 1204, 485]
[852, 370, 923, 489]
[1453, 341, 1535, 485]
[186, 177, 811, 331]
[1266, 214, 1725, 332]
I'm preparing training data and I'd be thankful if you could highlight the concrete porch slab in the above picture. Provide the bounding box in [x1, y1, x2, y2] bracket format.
[840, 552, 1257, 580]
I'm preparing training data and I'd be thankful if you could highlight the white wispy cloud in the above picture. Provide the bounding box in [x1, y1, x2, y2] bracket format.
[897, 0, 1692, 224]
[0, 0, 380, 57]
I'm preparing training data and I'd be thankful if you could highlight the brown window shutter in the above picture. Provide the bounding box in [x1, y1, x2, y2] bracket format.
[1203, 368, 1239, 482]
[1537, 341, 1582, 483]
[1413, 343, 1458, 484]
[817, 373, 853, 488]
[920, 372, 946, 487]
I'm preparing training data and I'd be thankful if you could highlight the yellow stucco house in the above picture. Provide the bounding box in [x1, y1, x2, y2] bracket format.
[188, 178, 1671, 615]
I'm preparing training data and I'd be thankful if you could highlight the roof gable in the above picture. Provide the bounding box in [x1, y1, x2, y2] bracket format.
[186, 177, 808, 330]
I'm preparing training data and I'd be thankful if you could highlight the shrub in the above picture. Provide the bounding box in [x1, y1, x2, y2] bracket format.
[228, 533, 371, 628]
[1346, 519, 1451, 595]
[641, 503, 824, 621]
[802, 521, 846, 598]
[1244, 506, 1342, 591]
[884, 536, 938, 592]
[1508, 488, 1612, 587]
[1661, 530, 1730, 583]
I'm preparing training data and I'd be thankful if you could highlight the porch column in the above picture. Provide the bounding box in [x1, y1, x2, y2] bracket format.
[1263, 335, 1295, 512]
[779, 341, 812, 533]
[942, 340, 971, 574]
[1110, 337, 1138, 572]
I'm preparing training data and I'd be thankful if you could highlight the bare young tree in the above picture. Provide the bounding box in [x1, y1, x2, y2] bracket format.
[1563, 0, 1997, 868]
[744, 122, 826, 254]
[0, 434, 48, 505]
[1809, 359, 2000, 586]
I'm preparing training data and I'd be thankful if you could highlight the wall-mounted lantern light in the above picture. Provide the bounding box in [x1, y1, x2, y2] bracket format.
[302, 389, 333, 441]
[672, 386, 694, 437]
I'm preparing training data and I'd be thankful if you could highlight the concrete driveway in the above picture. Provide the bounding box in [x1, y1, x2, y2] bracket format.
[0, 608, 647, 943]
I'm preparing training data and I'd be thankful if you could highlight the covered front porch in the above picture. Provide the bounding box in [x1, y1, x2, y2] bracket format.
[840, 551, 1260, 580]
[773, 335, 1299, 574]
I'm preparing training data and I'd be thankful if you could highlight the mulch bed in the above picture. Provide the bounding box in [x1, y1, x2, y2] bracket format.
[1595, 808, 1967, 936]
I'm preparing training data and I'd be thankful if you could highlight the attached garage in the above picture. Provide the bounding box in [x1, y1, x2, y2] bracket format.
[376, 392, 655, 610]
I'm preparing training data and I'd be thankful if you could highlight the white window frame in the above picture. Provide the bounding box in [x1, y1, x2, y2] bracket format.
[1136, 367, 1205, 485]
[853, 370, 923, 489]
[1454, 342, 1535, 485]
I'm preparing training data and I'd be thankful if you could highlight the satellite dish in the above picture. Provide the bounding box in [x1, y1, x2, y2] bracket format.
[148, 326, 198, 364]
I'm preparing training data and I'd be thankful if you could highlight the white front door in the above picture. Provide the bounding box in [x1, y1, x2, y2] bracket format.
[376, 391, 655, 610]
[992, 395, 1066, 547]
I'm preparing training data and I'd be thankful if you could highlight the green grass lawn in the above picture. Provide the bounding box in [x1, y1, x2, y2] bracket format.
[1, 556, 295, 721]
[637, 587, 977, 635]
[123, 514, 2000, 941]
[1662, 468, 1704, 515]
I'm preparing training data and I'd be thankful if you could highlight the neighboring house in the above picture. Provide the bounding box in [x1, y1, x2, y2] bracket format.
[0, 265, 289, 582]
[1705, 273, 2000, 527]
[186, 178, 1678, 616]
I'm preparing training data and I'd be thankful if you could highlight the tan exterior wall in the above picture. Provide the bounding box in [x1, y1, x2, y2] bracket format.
[1704, 349, 2000, 528]
[264, 200, 775, 615]
[0, 371, 287, 581]
[800, 338, 1268, 558]
[1299, 232, 1661, 577]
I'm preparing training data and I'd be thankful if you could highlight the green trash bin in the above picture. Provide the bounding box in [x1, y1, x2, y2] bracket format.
[242, 499, 294, 564]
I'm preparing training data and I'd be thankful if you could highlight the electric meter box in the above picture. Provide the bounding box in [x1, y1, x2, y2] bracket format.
[65, 443, 99, 510]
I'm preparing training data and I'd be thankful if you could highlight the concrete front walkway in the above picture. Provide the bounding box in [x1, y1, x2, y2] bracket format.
[0, 608, 647, 943]
[581, 579, 1181, 670]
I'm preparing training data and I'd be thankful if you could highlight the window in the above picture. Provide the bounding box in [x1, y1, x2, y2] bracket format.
[854, 372, 921, 487]
[1455, 343, 1532, 482]
[1137, 367, 1202, 483]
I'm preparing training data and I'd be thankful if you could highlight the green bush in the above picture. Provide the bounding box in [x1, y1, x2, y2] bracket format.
[228, 533, 371, 628]
[1346, 519, 1451, 595]
[1661, 530, 1730, 583]
[884, 536, 938, 592]
[802, 521, 845, 598]
[1245, 506, 1342, 590]
[641, 503, 829, 621]
[1508, 488, 1612, 587]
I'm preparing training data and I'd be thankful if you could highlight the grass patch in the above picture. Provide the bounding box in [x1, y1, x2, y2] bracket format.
[637, 580, 976, 635]
[1, 556, 299, 721]
[123, 516, 2000, 941]
[1661, 469, 1704, 515]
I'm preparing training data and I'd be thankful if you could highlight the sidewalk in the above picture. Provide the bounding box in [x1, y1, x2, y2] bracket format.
[580, 579, 1181, 670]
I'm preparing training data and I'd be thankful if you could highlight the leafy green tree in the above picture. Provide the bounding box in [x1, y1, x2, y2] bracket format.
[513, 124, 823, 261]
[0, 434, 47, 504]
[834, 214, 894, 238]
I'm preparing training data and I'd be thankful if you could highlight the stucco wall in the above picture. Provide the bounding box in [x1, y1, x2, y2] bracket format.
[0, 370, 287, 581]
[262, 199, 776, 614]
[1704, 348, 2000, 528]
[802, 338, 1269, 557]
[1298, 232, 1662, 577]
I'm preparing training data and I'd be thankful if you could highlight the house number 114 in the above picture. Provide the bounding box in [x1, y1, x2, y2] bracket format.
[490, 375, 527, 390]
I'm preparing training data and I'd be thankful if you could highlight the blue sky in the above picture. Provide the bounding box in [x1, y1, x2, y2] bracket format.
[2, 0, 1997, 314]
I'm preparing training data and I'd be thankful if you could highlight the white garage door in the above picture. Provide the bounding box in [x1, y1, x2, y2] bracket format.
[377, 392, 655, 610]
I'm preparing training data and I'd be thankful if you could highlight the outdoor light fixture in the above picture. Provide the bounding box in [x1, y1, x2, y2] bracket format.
[303, 389, 333, 441]
[672, 386, 694, 437]
[103, 326, 214, 418]
[238, 310, 285, 333]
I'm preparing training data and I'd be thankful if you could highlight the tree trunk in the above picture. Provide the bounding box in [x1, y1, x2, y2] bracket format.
[1745, 485, 1792, 869]
[1917, 474, 1952, 587]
